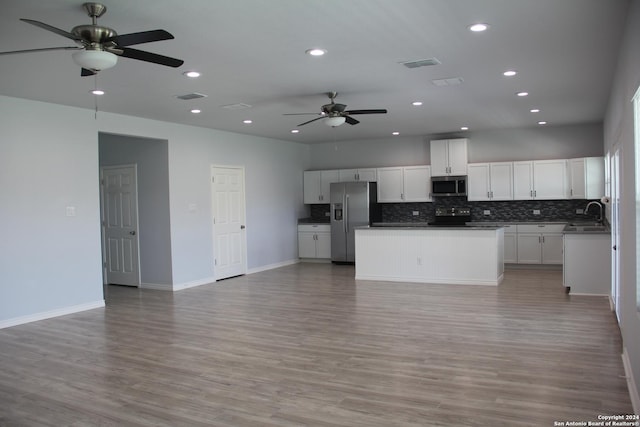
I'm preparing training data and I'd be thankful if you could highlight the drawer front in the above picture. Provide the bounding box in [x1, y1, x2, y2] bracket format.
[298, 224, 330, 232]
[517, 223, 566, 233]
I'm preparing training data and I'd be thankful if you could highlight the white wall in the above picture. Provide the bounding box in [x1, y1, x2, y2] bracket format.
[99, 134, 173, 287]
[94, 111, 311, 286]
[308, 123, 603, 169]
[603, 0, 640, 411]
[0, 96, 104, 325]
[0, 95, 310, 325]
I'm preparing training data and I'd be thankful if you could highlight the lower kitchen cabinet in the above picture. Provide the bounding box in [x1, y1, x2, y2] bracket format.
[563, 233, 611, 294]
[503, 225, 518, 263]
[516, 223, 565, 264]
[298, 224, 331, 260]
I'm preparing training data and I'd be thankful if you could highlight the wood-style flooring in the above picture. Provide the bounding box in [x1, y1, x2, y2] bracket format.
[0, 264, 633, 426]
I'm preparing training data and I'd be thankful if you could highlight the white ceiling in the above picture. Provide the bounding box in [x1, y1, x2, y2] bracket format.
[0, 0, 629, 144]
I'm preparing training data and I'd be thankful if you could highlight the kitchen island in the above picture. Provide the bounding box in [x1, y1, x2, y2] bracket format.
[354, 226, 504, 286]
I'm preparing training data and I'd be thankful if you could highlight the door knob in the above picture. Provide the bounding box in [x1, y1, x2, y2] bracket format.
[129, 230, 136, 235]
[240, 225, 246, 229]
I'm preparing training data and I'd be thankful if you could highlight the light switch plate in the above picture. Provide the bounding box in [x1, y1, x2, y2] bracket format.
[65, 206, 76, 217]
[533, 209, 541, 215]
[483, 210, 491, 215]
[576, 209, 584, 214]
[412, 211, 419, 216]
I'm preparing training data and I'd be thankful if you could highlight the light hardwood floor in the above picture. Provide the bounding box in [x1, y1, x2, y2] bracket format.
[0, 264, 633, 426]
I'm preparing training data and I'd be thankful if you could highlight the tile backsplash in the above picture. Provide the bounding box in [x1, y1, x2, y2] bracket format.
[309, 198, 602, 223]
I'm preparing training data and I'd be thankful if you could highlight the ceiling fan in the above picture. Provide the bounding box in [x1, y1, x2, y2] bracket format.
[285, 92, 388, 127]
[0, 2, 184, 76]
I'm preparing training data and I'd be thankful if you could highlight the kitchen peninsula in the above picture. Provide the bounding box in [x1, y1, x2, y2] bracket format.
[354, 226, 505, 286]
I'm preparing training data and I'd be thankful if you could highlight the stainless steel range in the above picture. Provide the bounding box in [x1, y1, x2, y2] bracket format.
[428, 207, 471, 226]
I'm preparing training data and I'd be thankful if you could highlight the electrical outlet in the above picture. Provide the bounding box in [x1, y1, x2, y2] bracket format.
[412, 211, 419, 216]
[533, 209, 541, 215]
[576, 209, 584, 214]
[483, 210, 491, 215]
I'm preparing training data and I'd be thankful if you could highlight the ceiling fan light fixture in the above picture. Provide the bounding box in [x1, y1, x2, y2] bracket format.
[324, 116, 346, 127]
[72, 50, 117, 71]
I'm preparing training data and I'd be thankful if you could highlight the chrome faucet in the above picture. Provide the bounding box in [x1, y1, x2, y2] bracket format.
[584, 201, 603, 223]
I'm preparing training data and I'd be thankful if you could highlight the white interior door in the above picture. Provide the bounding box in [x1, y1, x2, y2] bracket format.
[101, 165, 140, 286]
[212, 166, 247, 280]
[611, 147, 621, 321]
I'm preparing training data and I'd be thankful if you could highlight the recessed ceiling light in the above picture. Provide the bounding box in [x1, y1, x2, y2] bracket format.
[530, 108, 540, 113]
[469, 23, 490, 32]
[412, 101, 423, 106]
[183, 71, 200, 78]
[538, 121, 547, 125]
[392, 132, 400, 136]
[291, 129, 300, 134]
[243, 119, 252, 124]
[190, 109, 201, 114]
[460, 126, 469, 131]
[503, 70, 517, 77]
[305, 48, 326, 56]
[517, 91, 529, 97]
[91, 89, 105, 95]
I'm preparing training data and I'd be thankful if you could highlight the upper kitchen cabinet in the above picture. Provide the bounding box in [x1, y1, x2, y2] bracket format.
[338, 168, 377, 182]
[513, 159, 568, 200]
[467, 162, 513, 201]
[430, 139, 468, 176]
[303, 170, 339, 204]
[377, 165, 432, 203]
[568, 157, 604, 199]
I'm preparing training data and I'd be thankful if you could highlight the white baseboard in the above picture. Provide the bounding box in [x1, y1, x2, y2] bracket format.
[247, 259, 299, 275]
[145, 259, 300, 292]
[622, 347, 640, 415]
[140, 282, 174, 291]
[0, 300, 105, 330]
[172, 276, 216, 291]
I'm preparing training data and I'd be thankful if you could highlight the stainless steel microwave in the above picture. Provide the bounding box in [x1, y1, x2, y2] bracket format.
[431, 175, 467, 196]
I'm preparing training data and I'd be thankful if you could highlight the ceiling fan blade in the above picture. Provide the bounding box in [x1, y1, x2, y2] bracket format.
[345, 109, 388, 115]
[283, 113, 322, 116]
[117, 47, 184, 67]
[345, 116, 360, 125]
[108, 29, 174, 47]
[81, 68, 97, 77]
[20, 19, 81, 42]
[0, 46, 80, 56]
[298, 117, 325, 126]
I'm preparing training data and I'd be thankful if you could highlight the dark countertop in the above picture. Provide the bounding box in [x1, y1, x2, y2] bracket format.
[298, 218, 330, 224]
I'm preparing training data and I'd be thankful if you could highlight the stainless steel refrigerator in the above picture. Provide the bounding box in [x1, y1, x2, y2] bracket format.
[330, 181, 381, 263]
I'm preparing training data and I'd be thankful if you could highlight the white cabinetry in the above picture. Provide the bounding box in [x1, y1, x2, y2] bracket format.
[430, 139, 468, 176]
[513, 160, 568, 200]
[338, 168, 377, 182]
[503, 224, 518, 263]
[298, 224, 331, 260]
[568, 157, 605, 199]
[303, 170, 339, 204]
[516, 223, 565, 264]
[376, 166, 432, 203]
[563, 233, 611, 294]
[467, 162, 513, 201]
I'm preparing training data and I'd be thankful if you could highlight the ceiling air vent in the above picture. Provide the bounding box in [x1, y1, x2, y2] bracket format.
[399, 58, 441, 69]
[175, 92, 208, 100]
[221, 103, 252, 110]
[431, 77, 464, 87]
